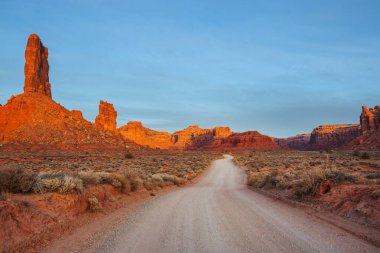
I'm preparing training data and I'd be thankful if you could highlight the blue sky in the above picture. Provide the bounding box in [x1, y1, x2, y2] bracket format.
[1, 0, 379, 137]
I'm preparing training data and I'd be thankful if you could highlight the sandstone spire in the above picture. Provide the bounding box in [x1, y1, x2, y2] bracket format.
[24, 34, 52, 98]
[95, 100, 117, 132]
[360, 105, 380, 133]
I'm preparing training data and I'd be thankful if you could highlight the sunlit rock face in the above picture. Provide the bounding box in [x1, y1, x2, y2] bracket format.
[344, 105, 380, 150]
[274, 134, 311, 150]
[309, 124, 360, 149]
[0, 34, 126, 151]
[204, 131, 280, 150]
[24, 34, 52, 98]
[119, 121, 173, 149]
[0, 93, 125, 149]
[360, 105, 380, 134]
[95, 101, 117, 132]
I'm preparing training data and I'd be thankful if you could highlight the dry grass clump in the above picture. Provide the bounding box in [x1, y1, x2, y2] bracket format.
[33, 172, 83, 194]
[0, 168, 36, 193]
[235, 150, 380, 199]
[87, 195, 102, 211]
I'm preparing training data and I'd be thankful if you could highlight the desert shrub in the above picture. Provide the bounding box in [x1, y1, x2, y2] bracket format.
[370, 190, 380, 200]
[325, 169, 356, 183]
[33, 172, 83, 194]
[59, 175, 83, 193]
[78, 171, 101, 186]
[153, 173, 185, 186]
[0, 192, 7, 201]
[366, 172, 380, 180]
[294, 174, 323, 199]
[247, 172, 270, 188]
[143, 180, 154, 191]
[79, 171, 131, 193]
[0, 168, 36, 193]
[87, 195, 102, 211]
[124, 152, 134, 159]
[124, 170, 141, 192]
[360, 152, 370, 159]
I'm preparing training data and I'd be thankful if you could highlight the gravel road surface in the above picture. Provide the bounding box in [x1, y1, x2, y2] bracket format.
[96, 155, 379, 253]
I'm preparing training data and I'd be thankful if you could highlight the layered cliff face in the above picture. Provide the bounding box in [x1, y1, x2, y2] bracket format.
[0, 34, 126, 151]
[360, 105, 380, 134]
[205, 131, 280, 150]
[274, 134, 311, 150]
[118, 123, 278, 150]
[118, 124, 233, 149]
[213, 127, 231, 138]
[171, 125, 213, 148]
[119, 121, 172, 149]
[309, 124, 360, 149]
[24, 34, 51, 98]
[344, 105, 380, 149]
[95, 101, 117, 132]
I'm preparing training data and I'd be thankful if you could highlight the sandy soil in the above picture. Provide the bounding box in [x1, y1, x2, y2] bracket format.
[52, 155, 379, 253]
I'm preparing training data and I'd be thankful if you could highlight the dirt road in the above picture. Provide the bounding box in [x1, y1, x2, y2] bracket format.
[93, 155, 378, 253]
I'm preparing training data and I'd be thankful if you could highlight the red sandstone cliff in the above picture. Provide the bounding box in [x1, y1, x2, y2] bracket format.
[204, 131, 280, 150]
[119, 122, 172, 149]
[344, 105, 380, 149]
[309, 124, 360, 149]
[0, 34, 126, 151]
[274, 134, 311, 150]
[0, 93, 125, 149]
[118, 122, 278, 150]
[95, 101, 117, 132]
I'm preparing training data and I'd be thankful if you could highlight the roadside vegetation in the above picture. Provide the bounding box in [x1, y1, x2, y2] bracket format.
[0, 150, 221, 196]
[234, 150, 380, 199]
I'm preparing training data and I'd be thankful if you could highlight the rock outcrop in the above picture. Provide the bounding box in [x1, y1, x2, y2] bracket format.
[205, 131, 280, 150]
[171, 125, 212, 148]
[213, 127, 231, 138]
[274, 134, 311, 150]
[118, 123, 277, 150]
[24, 34, 51, 98]
[309, 124, 360, 149]
[95, 101, 117, 132]
[344, 105, 380, 149]
[360, 105, 380, 134]
[0, 34, 128, 152]
[119, 121, 172, 149]
[0, 93, 125, 150]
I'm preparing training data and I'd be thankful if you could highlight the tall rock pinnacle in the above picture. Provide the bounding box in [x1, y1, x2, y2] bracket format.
[95, 100, 117, 132]
[24, 34, 52, 98]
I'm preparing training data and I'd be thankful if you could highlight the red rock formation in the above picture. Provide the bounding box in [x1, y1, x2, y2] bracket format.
[0, 34, 127, 151]
[119, 121, 173, 149]
[360, 105, 380, 134]
[95, 101, 117, 132]
[24, 34, 51, 98]
[274, 134, 311, 150]
[344, 105, 380, 149]
[213, 127, 231, 138]
[118, 124, 235, 150]
[71, 110, 84, 120]
[0, 93, 125, 150]
[205, 131, 280, 150]
[309, 124, 360, 149]
[119, 122, 279, 150]
[171, 125, 212, 148]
